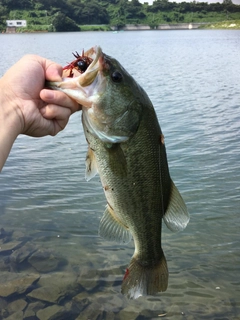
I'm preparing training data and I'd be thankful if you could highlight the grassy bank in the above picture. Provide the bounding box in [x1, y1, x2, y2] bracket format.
[79, 25, 111, 32]
[201, 19, 240, 29]
[15, 24, 111, 33]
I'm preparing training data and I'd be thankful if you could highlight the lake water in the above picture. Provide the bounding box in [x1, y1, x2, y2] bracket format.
[0, 30, 240, 319]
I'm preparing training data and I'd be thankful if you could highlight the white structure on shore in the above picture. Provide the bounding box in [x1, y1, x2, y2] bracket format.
[6, 20, 27, 27]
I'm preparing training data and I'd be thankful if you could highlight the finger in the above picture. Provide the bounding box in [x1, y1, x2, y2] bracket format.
[40, 89, 81, 114]
[40, 104, 72, 121]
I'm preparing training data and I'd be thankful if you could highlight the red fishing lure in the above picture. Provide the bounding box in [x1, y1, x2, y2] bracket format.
[63, 50, 93, 77]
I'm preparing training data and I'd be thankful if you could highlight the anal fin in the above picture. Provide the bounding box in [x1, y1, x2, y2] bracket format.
[163, 180, 189, 232]
[99, 205, 132, 244]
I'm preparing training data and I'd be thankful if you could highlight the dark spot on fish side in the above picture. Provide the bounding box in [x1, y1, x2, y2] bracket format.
[104, 186, 114, 191]
[159, 134, 165, 145]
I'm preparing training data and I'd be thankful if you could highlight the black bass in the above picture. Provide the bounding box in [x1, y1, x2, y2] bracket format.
[47, 46, 189, 299]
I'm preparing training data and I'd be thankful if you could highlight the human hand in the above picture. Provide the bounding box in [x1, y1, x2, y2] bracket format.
[0, 54, 80, 137]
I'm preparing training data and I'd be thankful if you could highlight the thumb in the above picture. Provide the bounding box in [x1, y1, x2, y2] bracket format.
[44, 60, 63, 82]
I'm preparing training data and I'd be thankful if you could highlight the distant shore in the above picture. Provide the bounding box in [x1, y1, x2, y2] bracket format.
[111, 23, 207, 31]
[112, 21, 240, 30]
[4, 20, 240, 33]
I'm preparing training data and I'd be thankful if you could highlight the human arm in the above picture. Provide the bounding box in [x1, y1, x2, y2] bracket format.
[0, 54, 79, 171]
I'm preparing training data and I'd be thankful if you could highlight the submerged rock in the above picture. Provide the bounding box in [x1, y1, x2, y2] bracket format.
[24, 301, 46, 318]
[0, 273, 40, 297]
[75, 305, 115, 320]
[64, 301, 82, 318]
[73, 291, 123, 320]
[0, 228, 13, 242]
[72, 292, 91, 312]
[7, 299, 27, 315]
[9, 242, 37, 272]
[0, 257, 10, 271]
[0, 297, 8, 318]
[10, 242, 37, 265]
[35, 300, 81, 320]
[36, 305, 65, 320]
[0, 241, 22, 254]
[28, 248, 62, 273]
[78, 267, 100, 291]
[27, 271, 79, 304]
[117, 310, 139, 320]
[4, 311, 23, 320]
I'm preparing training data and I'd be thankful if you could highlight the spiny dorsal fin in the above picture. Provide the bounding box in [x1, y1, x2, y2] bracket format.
[163, 180, 189, 232]
[99, 205, 132, 244]
[85, 147, 98, 181]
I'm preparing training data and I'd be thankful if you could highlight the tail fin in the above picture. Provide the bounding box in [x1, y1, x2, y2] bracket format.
[121, 253, 168, 299]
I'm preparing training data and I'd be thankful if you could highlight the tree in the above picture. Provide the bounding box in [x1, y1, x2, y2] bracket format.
[0, 4, 8, 31]
[131, 0, 141, 6]
[79, 1, 109, 24]
[223, 0, 233, 4]
[1, 0, 33, 10]
[52, 12, 80, 31]
[147, 0, 173, 13]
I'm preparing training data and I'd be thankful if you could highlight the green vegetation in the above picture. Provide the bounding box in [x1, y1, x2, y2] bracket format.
[80, 25, 111, 31]
[201, 19, 240, 28]
[0, 0, 240, 32]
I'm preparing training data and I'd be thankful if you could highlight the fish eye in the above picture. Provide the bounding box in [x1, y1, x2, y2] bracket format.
[77, 60, 88, 72]
[111, 71, 123, 83]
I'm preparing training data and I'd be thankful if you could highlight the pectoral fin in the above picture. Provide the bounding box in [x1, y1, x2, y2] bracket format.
[99, 205, 132, 244]
[85, 147, 98, 181]
[163, 180, 189, 232]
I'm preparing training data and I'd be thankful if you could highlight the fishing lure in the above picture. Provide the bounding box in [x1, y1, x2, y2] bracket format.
[63, 50, 93, 77]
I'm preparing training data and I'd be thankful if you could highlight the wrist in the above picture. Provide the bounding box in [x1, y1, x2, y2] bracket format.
[0, 79, 23, 171]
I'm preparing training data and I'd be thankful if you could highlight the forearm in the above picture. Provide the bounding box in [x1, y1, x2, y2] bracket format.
[0, 81, 22, 171]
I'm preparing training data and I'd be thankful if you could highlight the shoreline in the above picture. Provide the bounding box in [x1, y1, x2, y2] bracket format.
[112, 22, 207, 31]
[4, 21, 240, 33]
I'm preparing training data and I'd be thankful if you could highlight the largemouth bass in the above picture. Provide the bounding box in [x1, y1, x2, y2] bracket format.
[47, 46, 189, 299]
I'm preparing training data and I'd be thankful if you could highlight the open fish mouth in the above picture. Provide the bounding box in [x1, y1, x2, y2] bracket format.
[62, 46, 102, 86]
[45, 46, 103, 106]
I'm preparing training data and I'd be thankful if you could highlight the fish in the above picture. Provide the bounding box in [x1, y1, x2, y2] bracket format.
[46, 46, 189, 299]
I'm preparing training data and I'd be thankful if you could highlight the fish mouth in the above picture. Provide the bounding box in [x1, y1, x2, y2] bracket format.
[63, 46, 102, 86]
[46, 46, 103, 106]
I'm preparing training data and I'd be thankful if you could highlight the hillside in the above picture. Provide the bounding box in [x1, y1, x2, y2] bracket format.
[1, 0, 240, 32]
